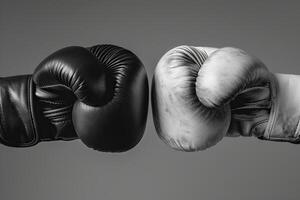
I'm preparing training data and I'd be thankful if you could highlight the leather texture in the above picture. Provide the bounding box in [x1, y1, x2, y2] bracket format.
[0, 44, 148, 152]
[0, 75, 38, 147]
[152, 45, 299, 151]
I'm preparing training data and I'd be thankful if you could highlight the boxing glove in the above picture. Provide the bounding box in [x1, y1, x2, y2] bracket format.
[0, 44, 148, 152]
[152, 45, 300, 151]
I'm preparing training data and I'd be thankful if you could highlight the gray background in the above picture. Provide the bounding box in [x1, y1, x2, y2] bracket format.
[0, 0, 300, 199]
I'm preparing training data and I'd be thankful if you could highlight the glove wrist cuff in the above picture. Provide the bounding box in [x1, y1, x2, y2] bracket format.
[263, 73, 300, 143]
[0, 75, 39, 147]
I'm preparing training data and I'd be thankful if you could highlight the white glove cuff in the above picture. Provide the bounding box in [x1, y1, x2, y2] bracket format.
[263, 73, 300, 143]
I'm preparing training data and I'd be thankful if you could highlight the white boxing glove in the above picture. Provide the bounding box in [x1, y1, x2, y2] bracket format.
[152, 45, 300, 151]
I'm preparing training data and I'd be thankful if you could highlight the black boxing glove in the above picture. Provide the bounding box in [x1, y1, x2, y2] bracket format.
[0, 44, 148, 152]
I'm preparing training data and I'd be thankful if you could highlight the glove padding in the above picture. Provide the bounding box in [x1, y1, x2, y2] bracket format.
[0, 44, 149, 152]
[152, 45, 300, 151]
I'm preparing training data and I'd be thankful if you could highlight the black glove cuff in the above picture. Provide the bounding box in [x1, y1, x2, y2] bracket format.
[0, 75, 39, 147]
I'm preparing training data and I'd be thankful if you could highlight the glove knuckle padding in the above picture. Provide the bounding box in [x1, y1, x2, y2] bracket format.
[33, 46, 110, 106]
[152, 45, 275, 151]
[196, 47, 271, 108]
[72, 45, 148, 152]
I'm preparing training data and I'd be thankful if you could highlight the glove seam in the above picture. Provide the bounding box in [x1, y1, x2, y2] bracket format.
[27, 76, 39, 146]
[38, 99, 66, 105]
